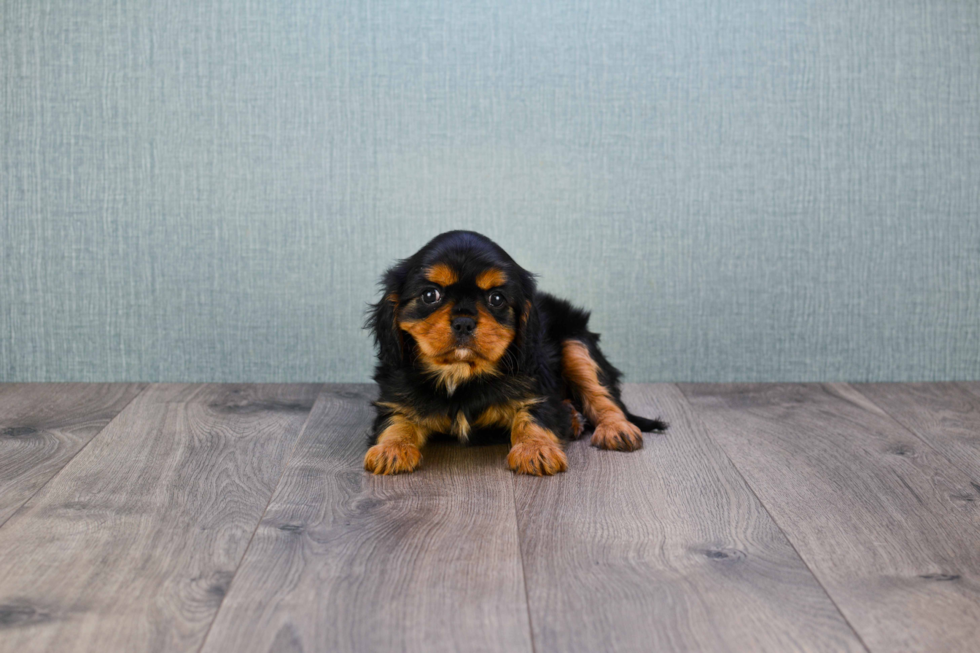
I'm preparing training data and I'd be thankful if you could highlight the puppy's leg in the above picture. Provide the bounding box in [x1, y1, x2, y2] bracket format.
[563, 399, 586, 439]
[560, 339, 642, 451]
[365, 414, 429, 475]
[507, 407, 567, 476]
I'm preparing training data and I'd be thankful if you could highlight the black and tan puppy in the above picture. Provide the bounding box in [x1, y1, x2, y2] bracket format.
[365, 230, 666, 476]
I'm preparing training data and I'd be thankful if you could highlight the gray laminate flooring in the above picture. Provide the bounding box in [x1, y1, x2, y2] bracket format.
[1, 382, 978, 652]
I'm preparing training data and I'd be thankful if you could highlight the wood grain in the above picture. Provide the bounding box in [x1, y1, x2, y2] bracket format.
[960, 382, 980, 400]
[513, 384, 865, 653]
[199, 384, 534, 653]
[0, 383, 145, 526]
[854, 382, 980, 480]
[0, 383, 320, 653]
[681, 383, 980, 653]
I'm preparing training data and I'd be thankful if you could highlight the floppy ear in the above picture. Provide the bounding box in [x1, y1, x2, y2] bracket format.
[513, 268, 540, 370]
[365, 261, 411, 367]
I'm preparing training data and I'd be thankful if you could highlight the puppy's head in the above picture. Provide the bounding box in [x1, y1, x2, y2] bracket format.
[367, 231, 536, 391]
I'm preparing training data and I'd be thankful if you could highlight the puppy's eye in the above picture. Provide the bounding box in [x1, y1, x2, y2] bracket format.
[421, 288, 442, 305]
[487, 291, 505, 308]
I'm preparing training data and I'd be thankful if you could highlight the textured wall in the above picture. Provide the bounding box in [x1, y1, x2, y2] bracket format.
[2, 0, 979, 383]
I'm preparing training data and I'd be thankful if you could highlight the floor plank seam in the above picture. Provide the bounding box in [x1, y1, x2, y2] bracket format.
[510, 475, 539, 653]
[848, 383, 980, 486]
[672, 383, 874, 653]
[194, 383, 326, 653]
[0, 382, 149, 532]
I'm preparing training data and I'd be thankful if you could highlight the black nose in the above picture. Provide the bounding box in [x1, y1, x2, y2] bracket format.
[451, 316, 476, 337]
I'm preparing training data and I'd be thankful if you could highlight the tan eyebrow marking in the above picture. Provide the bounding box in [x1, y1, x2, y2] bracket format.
[476, 268, 507, 290]
[425, 263, 458, 287]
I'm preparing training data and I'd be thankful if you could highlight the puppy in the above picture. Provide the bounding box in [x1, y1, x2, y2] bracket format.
[364, 230, 667, 476]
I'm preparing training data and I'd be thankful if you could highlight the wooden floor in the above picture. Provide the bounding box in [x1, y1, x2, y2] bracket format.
[1, 383, 979, 652]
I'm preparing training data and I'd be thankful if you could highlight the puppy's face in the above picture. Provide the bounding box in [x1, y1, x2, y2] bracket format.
[368, 232, 535, 391]
[399, 260, 517, 376]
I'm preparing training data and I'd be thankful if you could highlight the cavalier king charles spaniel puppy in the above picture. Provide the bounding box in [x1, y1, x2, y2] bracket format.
[365, 230, 666, 476]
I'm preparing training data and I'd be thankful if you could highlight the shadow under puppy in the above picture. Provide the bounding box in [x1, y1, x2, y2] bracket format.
[365, 230, 666, 476]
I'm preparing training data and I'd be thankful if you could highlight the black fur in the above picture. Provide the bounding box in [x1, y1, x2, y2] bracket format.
[365, 230, 667, 446]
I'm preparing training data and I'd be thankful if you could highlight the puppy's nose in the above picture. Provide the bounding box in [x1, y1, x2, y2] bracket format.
[451, 316, 476, 337]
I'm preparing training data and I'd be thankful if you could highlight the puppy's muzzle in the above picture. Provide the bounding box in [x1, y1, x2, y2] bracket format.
[451, 316, 476, 339]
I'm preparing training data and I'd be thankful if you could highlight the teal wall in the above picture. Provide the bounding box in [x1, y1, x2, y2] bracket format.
[2, 0, 979, 383]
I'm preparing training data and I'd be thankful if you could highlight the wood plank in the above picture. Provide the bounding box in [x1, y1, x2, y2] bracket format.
[199, 384, 533, 653]
[960, 382, 980, 399]
[0, 383, 146, 526]
[514, 384, 865, 653]
[680, 383, 980, 653]
[0, 383, 320, 653]
[854, 382, 980, 480]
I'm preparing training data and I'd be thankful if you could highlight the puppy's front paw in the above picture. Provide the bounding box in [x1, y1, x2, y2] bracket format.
[364, 442, 422, 475]
[508, 440, 568, 476]
[591, 418, 643, 451]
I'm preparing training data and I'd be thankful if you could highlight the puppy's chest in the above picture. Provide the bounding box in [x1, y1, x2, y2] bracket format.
[410, 378, 538, 441]
[424, 399, 525, 442]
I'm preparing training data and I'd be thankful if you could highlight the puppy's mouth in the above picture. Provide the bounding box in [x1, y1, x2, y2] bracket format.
[433, 345, 481, 364]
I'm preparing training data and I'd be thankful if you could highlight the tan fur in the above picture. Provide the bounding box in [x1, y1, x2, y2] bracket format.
[476, 268, 507, 290]
[474, 398, 542, 428]
[473, 305, 514, 364]
[425, 263, 458, 287]
[374, 402, 452, 434]
[421, 358, 496, 395]
[400, 303, 514, 395]
[451, 411, 470, 441]
[560, 339, 642, 451]
[563, 399, 585, 438]
[400, 303, 455, 359]
[364, 413, 434, 474]
[506, 406, 567, 475]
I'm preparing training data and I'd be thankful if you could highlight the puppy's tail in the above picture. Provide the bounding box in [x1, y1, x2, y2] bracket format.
[626, 411, 668, 433]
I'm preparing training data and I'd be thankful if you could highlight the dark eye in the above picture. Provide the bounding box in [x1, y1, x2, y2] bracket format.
[487, 291, 505, 308]
[421, 288, 442, 305]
